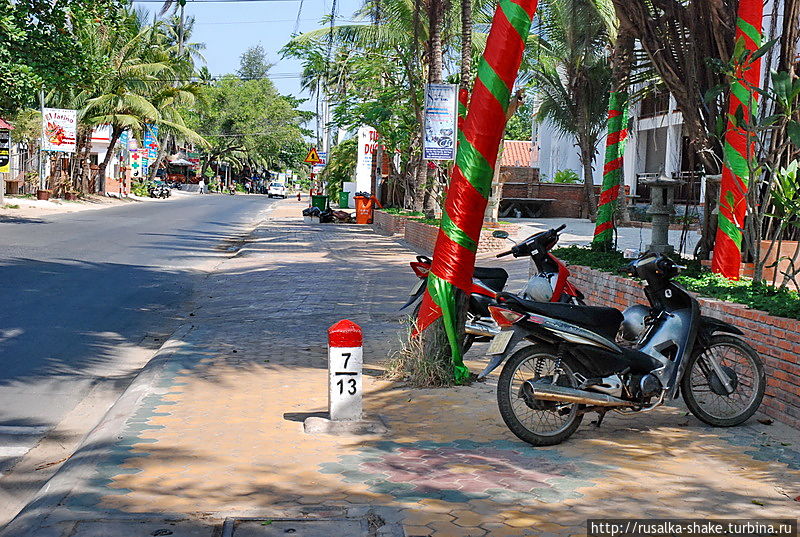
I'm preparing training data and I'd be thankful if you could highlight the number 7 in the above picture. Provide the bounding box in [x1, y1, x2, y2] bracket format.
[342, 352, 351, 368]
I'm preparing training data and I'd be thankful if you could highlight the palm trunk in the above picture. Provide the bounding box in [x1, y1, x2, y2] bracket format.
[148, 133, 170, 181]
[97, 126, 123, 195]
[610, 26, 634, 224]
[72, 125, 92, 194]
[460, 0, 472, 88]
[581, 145, 598, 220]
[420, 0, 445, 213]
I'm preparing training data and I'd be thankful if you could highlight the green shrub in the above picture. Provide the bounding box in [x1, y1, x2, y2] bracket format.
[131, 181, 151, 197]
[553, 246, 800, 320]
[553, 169, 581, 184]
[383, 208, 424, 216]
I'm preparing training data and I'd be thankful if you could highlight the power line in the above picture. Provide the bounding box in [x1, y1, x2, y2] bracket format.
[115, 73, 305, 81]
[133, 0, 299, 3]
[193, 17, 357, 25]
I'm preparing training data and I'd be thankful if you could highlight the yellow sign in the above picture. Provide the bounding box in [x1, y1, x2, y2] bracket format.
[304, 147, 322, 164]
[0, 130, 10, 173]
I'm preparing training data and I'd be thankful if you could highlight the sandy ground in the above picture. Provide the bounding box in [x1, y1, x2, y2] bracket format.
[0, 190, 195, 220]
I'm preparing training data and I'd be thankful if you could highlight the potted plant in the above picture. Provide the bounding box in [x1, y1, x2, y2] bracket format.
[36, 189, 52, 201]
[64, 190, 79, 201]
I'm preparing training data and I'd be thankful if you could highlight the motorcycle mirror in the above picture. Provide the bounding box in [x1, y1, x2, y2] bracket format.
[492, 230, 509, 239]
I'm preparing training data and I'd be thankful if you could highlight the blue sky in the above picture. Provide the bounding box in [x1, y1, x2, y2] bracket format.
[132, 0, 362, 108]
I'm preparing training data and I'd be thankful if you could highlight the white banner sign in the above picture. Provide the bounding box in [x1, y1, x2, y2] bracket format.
[355, 126, 378, 193]
[423, 84, 458, 161]
[42, 108, 77, 153]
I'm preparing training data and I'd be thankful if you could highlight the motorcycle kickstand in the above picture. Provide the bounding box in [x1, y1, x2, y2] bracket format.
[593, 410, 608, 428]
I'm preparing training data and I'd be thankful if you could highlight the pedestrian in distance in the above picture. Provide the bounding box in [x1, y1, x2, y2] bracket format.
[198, 178, 206, 194]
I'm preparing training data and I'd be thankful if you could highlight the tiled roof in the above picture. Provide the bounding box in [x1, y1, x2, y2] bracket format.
[0, 118, 14, 130]
[500, 140, 535, 167]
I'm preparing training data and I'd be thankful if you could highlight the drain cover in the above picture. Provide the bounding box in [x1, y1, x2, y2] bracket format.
[233, 519, 368, 537]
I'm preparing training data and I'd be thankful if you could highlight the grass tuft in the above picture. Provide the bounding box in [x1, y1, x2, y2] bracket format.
[384, 316, 454, 387]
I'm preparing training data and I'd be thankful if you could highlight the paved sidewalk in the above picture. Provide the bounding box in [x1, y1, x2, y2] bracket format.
[6, 199, 799, 537]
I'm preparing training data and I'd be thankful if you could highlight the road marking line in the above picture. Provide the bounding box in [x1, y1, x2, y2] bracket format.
[0, 426, 49, 435]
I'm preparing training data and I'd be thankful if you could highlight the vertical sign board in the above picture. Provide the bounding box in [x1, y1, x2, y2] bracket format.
[0, 130, 10, 173]
[42, 109, 77, 153]
[144, 124, 159, 159]
[422, 84, 458, 161]
[142, 124, 159, 177]
[355, 126, 378, 193]
[328, 320, 363, 421]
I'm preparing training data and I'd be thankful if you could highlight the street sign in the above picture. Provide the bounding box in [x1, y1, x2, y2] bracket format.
[304, 147, 323, 164]
[0, 130, 10, 173]
[317, 151, 327, 166]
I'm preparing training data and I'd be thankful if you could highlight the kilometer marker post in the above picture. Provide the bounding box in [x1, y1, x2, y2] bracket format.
[328, 319, 363, 421]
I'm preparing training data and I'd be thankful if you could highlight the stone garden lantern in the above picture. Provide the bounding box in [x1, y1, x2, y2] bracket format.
[641, 174, 684, 254]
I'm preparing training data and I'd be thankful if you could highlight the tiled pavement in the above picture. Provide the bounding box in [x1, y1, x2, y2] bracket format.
[7, 199, 800, 536]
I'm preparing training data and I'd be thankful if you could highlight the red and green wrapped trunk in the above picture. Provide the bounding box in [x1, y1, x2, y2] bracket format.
[711, 0, 764, 279]
[593, 91, 629, 247]
[415, 0, 539, 383]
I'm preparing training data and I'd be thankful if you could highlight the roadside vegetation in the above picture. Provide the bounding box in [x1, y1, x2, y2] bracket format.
[1, 1, 309, 196]
[555, 246, 800, 320]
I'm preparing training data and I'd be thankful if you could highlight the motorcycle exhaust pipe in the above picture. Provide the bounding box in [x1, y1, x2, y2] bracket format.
[464, 322, 499, 338]
[524, 381, 635, 407]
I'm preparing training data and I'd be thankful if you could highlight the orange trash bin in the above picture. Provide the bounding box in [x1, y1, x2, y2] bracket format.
[354, 196, 374, 224]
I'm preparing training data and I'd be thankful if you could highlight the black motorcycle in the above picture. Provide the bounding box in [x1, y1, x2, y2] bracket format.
[481, 253, 766, 446]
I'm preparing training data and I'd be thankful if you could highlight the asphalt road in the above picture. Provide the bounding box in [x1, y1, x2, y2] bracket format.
[0, 193, 275, 473]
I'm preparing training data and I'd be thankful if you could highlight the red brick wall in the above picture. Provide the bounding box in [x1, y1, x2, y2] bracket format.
[566, 264, 800, 429]
[501, 166, 539, 184]
[404, 219, 520, 255]
[404, 220, 440, 255]
[501, 183, 630, 219]
[372, 210, 409, 236]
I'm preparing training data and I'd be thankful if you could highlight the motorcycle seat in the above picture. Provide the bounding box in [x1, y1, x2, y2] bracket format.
[474, 267, 508, 292]
[497, 292, 623, 341]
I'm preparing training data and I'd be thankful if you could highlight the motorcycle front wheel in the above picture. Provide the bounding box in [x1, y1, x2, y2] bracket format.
[680, 334, 765, 427]
[497, 344, 583, 446]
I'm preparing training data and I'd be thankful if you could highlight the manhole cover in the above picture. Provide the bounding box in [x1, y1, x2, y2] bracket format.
[71, 520, 214, 537]
[233, 519, 368, 537]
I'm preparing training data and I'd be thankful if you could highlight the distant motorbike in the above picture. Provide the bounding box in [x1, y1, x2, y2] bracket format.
[483, 253, 766, 446]
[403, 225, 584, 352]
[148, 182, 170, 199]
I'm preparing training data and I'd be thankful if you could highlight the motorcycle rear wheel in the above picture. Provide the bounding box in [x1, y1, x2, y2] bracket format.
[497, 344, 583, 446]
[681, 334, 765, 427]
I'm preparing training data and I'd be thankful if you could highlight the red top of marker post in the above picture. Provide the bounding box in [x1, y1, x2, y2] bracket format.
[328, 319, 363, 347]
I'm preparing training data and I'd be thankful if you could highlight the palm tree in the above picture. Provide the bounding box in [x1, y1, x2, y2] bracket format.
[286, 0, 493, 209]
[146, 15, 208, 180]
[81, 9, 169, 194]
[530, 0, 611, 219]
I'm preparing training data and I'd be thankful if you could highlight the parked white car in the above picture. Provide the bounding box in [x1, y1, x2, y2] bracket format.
[267, 182, 287, 198]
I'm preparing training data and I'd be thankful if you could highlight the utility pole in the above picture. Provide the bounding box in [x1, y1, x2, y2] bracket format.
[39, 89, 46, 191]
[178, 0, 185, 56]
